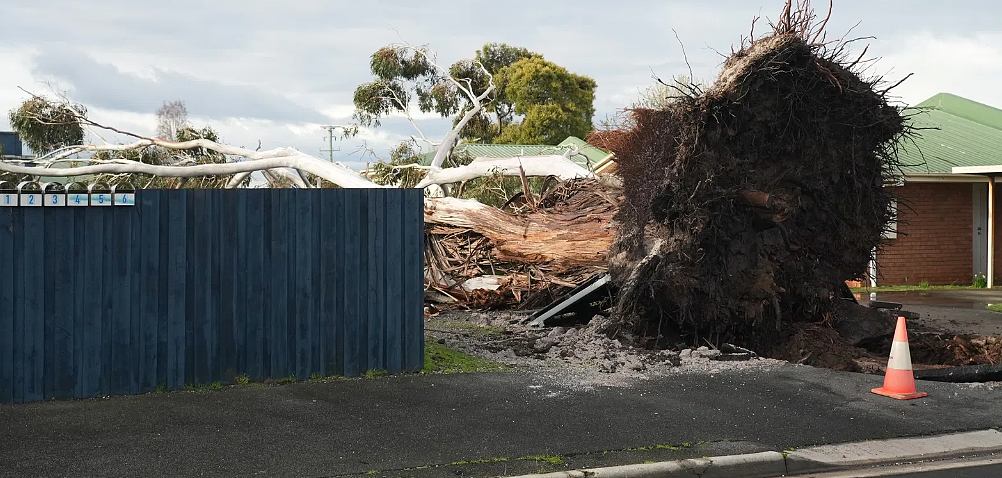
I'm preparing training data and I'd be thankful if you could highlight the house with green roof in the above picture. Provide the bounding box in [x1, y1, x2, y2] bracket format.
[414, 135, 616, 173]
[874, 93, 1002, 287]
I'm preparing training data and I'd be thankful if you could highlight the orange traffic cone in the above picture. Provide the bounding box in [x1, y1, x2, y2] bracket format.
[872, 316, 927, 400]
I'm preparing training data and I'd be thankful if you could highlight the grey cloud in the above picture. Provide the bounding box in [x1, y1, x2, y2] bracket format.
[30, 48, 329, 123]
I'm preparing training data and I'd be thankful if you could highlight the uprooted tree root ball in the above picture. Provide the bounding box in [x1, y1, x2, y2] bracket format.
[591, 3, 912, 348]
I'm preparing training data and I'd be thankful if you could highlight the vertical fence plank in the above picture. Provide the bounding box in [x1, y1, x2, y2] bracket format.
[356, 190, 370, 374]
[205, 191, 221, 384]
[0, 207, 14, 403]
[43, 208, 59, 399]
[269, 189, 290, 379]
[245, 191, 265, 380]
[227, 190, 247, 382]
[52, 209, 76, 399]
[72, 207, 87, 398]
[294, 190, 315, 379]
[319, 191, 338, 376]
[110, 207, 134, 395]
[403, 189, 425, 371]
[384, 191, 404, 374]
[82, 207, 105, 398]
[342, 189, 361, 376]
[367, 189, 386, 372]
[166, 191, 187, 390]
[140, 193, 162, 393]
[333, 189, 345, 375]
[21, 209, 45, 401]
[218, 191, 237, 383]
[129, 199, 143, 395]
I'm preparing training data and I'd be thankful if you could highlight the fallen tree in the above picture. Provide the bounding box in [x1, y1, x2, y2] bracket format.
[589, 1, 911, 347]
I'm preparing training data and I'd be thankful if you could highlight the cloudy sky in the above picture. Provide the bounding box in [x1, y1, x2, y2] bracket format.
[2, 0, 1000, 170]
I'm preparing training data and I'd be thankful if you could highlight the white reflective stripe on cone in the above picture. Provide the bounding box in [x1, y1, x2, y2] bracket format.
[887, 339, 913, 371]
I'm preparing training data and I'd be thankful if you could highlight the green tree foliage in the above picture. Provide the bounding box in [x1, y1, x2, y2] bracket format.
[8, 96, 86, 155]
[352, 42, 597, 146]
[495, 57, 596, 145]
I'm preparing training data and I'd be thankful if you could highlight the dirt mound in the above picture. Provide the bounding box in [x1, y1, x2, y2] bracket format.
[765, 324, 866, 372]
[595, 4, 909, 348]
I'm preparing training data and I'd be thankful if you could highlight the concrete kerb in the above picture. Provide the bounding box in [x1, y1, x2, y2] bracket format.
[506, 429, 1002, 478]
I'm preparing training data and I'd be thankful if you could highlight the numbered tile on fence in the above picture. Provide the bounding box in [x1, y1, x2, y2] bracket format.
[114, 193, 136, 206]
[19, 193, 41, 207]
[0, 192, 16, 206]
[45, 193, 67, 207]
[90, 193, 112, 206]
[67, 193, 88, 207]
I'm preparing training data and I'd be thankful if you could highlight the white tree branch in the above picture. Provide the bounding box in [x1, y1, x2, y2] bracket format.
[1, 140, 379, 189]
[415, 154, 595, 188]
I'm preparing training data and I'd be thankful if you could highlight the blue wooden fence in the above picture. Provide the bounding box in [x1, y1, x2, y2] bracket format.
[0, 189, 425, 404]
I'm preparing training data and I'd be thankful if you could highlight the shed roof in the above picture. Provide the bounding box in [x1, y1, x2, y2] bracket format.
[898, 93, 1002, 174]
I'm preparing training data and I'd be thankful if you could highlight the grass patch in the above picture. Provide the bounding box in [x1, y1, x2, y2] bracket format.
[988, 304, 1002, 313]
[518, 455, 565, 466]
[277, 375, 298, 384]
[364, 369, 389, 378]
[235, 374, 251, 385]
[422, 340, 507, 374]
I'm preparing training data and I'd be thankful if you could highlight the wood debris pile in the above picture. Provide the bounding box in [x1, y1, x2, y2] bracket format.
[424, 176, 621, 309]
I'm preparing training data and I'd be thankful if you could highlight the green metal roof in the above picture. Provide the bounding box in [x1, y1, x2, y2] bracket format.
[898, 93, 1002, 174]
[416, 136, 612, 171]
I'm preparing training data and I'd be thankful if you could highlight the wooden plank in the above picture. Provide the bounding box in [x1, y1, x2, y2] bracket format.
[11, 209, 24, 403]
[309, 192, 322, 377]
[81, 206, 105, 398]
[367, 189, 386, 372]
[110, 207, 134, 395]
[403, 189, 425, 371]
[204, 190, 221, 384]
[42, 207, 58, 399]
[342, 189, 361, 376]
[0, 207, 14, 402]
[140, 192, 162, 393]
[72, 207, 87, 398]
[44, 207, 75, 399]
[245, 191, 266, 380]
[355, 190, 370, 374]
[100, 206, 117, 396]
[227, 190, 247, 382]
[166, 191, 187, 390]
[128, 196, 143, 394]
[25, 210, 48, 399]
[157, 191, 170, 390]
[294, 189, 315, 379]
[318, 190, 338, 376]
[332, 189, 345, 375]
[383, 190, 404, 374]
[269, 189, 290, 379]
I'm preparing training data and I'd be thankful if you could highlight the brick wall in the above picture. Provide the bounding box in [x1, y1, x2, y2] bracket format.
[876, 182, 973, 286]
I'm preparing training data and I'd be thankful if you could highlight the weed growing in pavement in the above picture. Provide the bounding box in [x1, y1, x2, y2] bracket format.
[518, 455, 565, 466]
[277, 375, 298, 384]
[155, 383, 168, 393]
[988, 304, 1002, 313]
[364, 369, 389, 378]
[235, 374, 250, 385]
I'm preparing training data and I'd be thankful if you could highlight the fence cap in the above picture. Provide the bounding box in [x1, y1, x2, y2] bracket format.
[41, 182, 66, 193]
[110, 182, 135, 194]
[65, 182, 88, 192]
[16, 181, 40, 193]
[0, 181, 14, 191]
[87, 182, 111, 194]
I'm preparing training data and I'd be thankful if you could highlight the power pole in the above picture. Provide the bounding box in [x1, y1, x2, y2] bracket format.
[320, 125, 338, 162]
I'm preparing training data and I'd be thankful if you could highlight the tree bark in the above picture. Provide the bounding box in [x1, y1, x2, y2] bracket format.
[424, 196, 615, 269]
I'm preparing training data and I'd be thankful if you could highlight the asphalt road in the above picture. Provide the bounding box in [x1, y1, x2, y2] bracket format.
[2, 365, 1001, 478]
